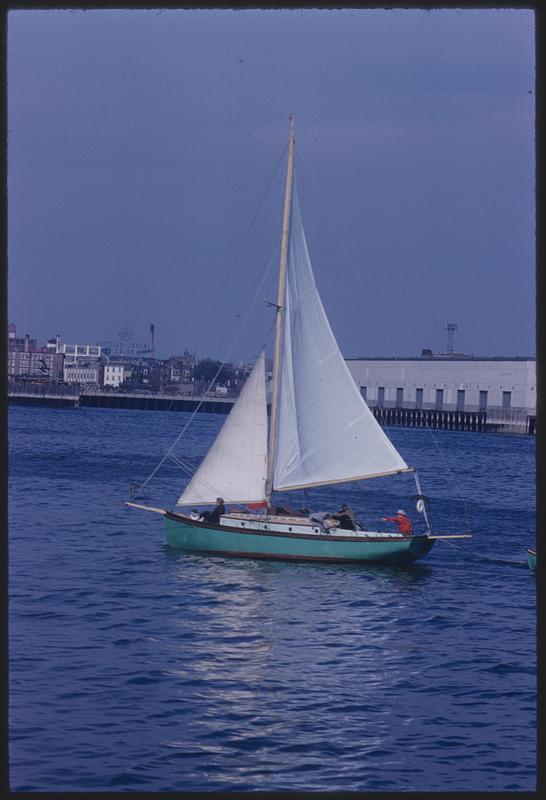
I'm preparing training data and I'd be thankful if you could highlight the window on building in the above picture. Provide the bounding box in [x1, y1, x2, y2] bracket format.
[416, 388, 423, 408]
[502, 391, 512, 409]
[457, 389, 465, 411]
[378, 387, 385, 408]
[435, 389, 444, 410]
[396, 387, 403, 407]
[360, 386, 367, 401]
[479, 390, 488, 411]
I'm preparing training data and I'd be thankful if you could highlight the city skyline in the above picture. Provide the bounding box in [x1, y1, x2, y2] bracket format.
[8, 8, 535, 362]
[7, 316, 537, 363]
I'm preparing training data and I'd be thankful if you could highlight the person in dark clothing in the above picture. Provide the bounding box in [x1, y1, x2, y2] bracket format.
[329, 504, 357, 531]
[200, 497, 225, 524]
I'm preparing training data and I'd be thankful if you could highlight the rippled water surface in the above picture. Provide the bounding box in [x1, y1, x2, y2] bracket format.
[9, 406, 536, 791]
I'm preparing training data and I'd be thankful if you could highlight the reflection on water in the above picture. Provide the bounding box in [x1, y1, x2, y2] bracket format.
[158, 547, 442, 789]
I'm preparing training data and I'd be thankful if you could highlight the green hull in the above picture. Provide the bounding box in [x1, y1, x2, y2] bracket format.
[526, 548, 536, 571]
[164, 513, 434, 564]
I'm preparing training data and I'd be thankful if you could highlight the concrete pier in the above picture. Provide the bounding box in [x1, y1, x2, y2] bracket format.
[371, 407, 487, 432]
[80, 388, 234, 415]
[8, 380, 81, 408]
[8, 381, 235, 415]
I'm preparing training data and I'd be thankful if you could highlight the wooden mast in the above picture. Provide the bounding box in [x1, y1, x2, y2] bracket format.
[266, 119, 296, 501]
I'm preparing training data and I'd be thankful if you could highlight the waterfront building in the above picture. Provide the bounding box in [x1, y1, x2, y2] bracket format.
[227, 362, 254, 395]
[127, 363, 153, 389]
[166, 350, 196, 383]
[8, 325, 38, 353]
[63, 363, 103, 386]
[103, 364, 132, 388]
[8, 325, 63, 379]
[9, 350, 64, 380]
[345, 355, 536, 434]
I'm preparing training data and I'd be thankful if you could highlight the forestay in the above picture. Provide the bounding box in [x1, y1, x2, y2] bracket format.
[176, 352, 268, 506]
[272, 182, 410, 492]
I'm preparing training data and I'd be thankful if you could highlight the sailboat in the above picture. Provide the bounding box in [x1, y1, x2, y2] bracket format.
[127, 123, 469, 563]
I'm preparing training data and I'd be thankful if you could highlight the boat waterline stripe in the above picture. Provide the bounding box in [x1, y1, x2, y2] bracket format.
[165, 549, 417, 563]
[272, 467, 415, 493]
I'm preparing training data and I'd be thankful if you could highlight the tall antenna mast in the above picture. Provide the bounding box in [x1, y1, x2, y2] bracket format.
[444, 322, 458, 354]
[148, 324, 155, 360]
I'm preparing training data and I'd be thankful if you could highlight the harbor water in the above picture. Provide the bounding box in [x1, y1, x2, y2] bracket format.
[8, 405, 536, 792]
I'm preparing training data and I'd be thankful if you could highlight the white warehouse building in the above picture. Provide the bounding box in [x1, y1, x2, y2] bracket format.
[345, 356, 536, 435]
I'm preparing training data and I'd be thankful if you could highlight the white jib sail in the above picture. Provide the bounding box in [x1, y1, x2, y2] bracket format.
[176, 351, 268, 507]
[272, 184, 409, 492]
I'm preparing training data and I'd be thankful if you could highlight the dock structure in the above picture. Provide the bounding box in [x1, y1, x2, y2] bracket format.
[371, 407, 488, 433]
[8, 381, 235, 415]
[8, 380, 81, 408]
[370, 406, 534, 435]
[8, 380, 535, 435]
[80, 388, 234, 415]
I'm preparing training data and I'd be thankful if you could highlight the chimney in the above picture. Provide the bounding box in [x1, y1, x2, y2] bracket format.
[56, 334, 61, 353]
[149, 324, 155, 360]
[24, 334, 30, 353]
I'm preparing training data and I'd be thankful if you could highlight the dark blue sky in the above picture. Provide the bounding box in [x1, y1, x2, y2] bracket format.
[8, 8, 535, 361]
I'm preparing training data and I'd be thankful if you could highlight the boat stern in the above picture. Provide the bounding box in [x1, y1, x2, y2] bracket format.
[406, 534, 435, 561]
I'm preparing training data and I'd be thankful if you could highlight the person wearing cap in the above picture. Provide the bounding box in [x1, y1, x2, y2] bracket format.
[329, 504, 357, 531]
[381, 509, 413, 534]
[200, 497, 226, 524]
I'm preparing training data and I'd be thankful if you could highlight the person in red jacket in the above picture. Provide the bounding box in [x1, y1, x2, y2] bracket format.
[381, 509, 413, 534]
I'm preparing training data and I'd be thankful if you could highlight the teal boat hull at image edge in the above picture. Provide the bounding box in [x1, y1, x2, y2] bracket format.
[164, 514, 435, 564]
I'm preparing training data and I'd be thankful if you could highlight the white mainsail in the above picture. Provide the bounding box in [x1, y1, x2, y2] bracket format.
[176, 351, 268, 507]
[272, 182, 410, 492]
